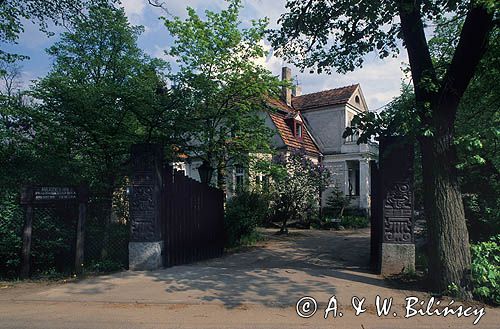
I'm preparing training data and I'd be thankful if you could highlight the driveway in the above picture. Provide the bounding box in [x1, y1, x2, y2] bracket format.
[0, 228, 498, 328]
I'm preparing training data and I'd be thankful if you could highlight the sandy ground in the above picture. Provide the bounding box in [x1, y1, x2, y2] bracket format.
[0, 228, 498, 328]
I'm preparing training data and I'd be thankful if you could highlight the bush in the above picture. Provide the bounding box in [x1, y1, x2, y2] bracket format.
[471, 235, 500, 305]
[30, 208, 75, 274]
[224, 190, 269, 247]
[324, 187, 351, 218]
[0, 192, 23, 278]
[463, 193, 500, 242]
[85, 259, 125, 273]
[340, 215, 369, 229]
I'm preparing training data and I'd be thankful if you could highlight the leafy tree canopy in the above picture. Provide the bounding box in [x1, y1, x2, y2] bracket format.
[271, 0, 497, 74]
[30, 4, 171, 193]
[0, 0, 118, 64]
[162, 0, 283, 186]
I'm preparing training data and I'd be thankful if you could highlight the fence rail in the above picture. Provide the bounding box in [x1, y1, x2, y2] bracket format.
[162, 167, 224, 267]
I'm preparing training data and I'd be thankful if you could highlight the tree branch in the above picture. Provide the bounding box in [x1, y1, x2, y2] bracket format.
[397, 0, 437, 105]
[438, 5, 494, 114]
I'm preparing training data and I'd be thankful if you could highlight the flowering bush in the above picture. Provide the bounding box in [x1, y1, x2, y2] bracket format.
[267, 149, 330, 233]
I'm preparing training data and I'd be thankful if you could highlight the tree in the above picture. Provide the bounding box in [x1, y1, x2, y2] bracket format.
[0, 0, 115, 63]
[32, 4, 174, 217]
[325, 187, 351, 219]
[271, 1, 497, 295]
[163, 0, 283, 188]
[266, 149, 330, 233]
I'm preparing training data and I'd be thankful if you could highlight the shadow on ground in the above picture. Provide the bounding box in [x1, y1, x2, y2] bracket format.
[6, 228, 414, 309]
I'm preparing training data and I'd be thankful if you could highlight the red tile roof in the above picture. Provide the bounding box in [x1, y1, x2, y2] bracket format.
[266, 99, 320, 156]
[266, 97, 296, 115]
[292, 84, 358, 110]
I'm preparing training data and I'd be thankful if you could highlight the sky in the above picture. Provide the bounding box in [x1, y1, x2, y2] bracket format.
[4, 0, 409, 110]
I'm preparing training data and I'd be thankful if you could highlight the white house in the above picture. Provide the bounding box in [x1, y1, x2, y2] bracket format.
[261, 67, 379, 213]
[176, 67, 378, 213]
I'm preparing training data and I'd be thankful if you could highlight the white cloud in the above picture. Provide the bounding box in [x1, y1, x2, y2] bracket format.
[150, 44, 175, 62]
[121, 0, 146, 24]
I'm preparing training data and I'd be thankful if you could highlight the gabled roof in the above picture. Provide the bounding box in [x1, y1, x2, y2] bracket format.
[292, 84, 359, 110]
[265, 98, 320, 156]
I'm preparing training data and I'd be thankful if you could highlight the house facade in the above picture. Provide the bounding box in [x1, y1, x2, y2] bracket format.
[261, 67, 378, 213]
[175, 67, 378, 213]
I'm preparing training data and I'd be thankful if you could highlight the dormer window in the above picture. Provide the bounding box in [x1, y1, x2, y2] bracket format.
[295, 122, 303, 139]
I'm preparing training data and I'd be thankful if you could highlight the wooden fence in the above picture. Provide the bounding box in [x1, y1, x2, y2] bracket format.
[161, 167, 225, 267]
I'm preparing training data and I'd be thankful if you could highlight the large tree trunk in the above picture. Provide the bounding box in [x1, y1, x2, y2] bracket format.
[397, 1, 493, 296]
[419, 125, 471, 296]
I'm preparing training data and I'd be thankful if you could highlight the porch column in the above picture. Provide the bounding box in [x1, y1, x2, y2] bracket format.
[128, 143, 164, 270]
[359, 159, 371, 213]
[342, 161, 349, 196]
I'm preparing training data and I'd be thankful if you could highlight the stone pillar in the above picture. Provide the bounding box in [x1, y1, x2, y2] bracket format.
[359, 159, 371, 213]
[128, 144, 164, 270]
[379, 137, 415, 276]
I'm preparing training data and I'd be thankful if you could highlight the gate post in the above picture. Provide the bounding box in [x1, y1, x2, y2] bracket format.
[128, 144, 164, 270]
[75, 184, 89, 275]
[379, 137, 415, 276]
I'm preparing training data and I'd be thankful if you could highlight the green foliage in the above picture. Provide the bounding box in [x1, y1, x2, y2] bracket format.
[340, 215, 369, 229]
[0, 0, 116, 63]
[30, 209, 75, 274]
[224, 189, 270, 247]
[0, 200, 76, 278]
[265, 149, 331, 232]
[471, 236, 500, 305]
[343, 19, 500, 241]
[29, 4, 174, 195]
[163, 0, 283, 186]
[343, 83, 421, 143]
[324, 187, 351, 218]
[270, 1, 478, 74]
[0, 192, 23, 278]
[85, 259, 125, 273]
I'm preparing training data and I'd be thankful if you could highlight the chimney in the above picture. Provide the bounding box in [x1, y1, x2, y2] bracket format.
[281, 67, 292, 106]
[292, 85, 302, 97]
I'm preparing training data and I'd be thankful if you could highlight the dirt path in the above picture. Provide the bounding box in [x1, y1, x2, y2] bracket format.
[0, 228, 498, 328]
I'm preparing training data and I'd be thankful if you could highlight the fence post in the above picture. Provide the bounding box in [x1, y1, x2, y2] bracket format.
[128, 143, 164, 270]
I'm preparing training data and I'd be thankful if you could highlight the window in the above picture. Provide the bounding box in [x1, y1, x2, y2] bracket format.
[355, 95, 360, 104]
[235, 166, 245, 192]
[255, 174, 270, 192]
[295, 122, 302, 138]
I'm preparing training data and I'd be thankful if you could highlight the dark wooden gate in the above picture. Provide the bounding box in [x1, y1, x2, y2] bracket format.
[161, 167, 224, 267]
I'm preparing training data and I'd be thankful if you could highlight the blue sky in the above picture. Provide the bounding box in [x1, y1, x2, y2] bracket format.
[5, 0, 409, 110]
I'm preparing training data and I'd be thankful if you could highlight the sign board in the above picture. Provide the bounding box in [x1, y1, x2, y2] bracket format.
[19, 184, 89, 278]
[21, 186, 88, 205]
[34, 187, 78, 202]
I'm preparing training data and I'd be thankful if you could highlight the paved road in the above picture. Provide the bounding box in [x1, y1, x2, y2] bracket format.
[1, 229, 498, 328]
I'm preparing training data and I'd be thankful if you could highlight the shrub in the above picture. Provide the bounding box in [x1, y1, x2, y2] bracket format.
[471, 235, 500, 305]
[0, 192, 23, 278]
[30, 208, 75, 274]
[267, 149, 330, 233]
[325, 187, 351, 218]
[340, 215, 369, 229]
[85, 259, 125, 273]
[224, 190, 269, 247]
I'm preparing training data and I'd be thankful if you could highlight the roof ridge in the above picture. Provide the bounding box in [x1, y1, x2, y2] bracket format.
[292, 83, 359, 99]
